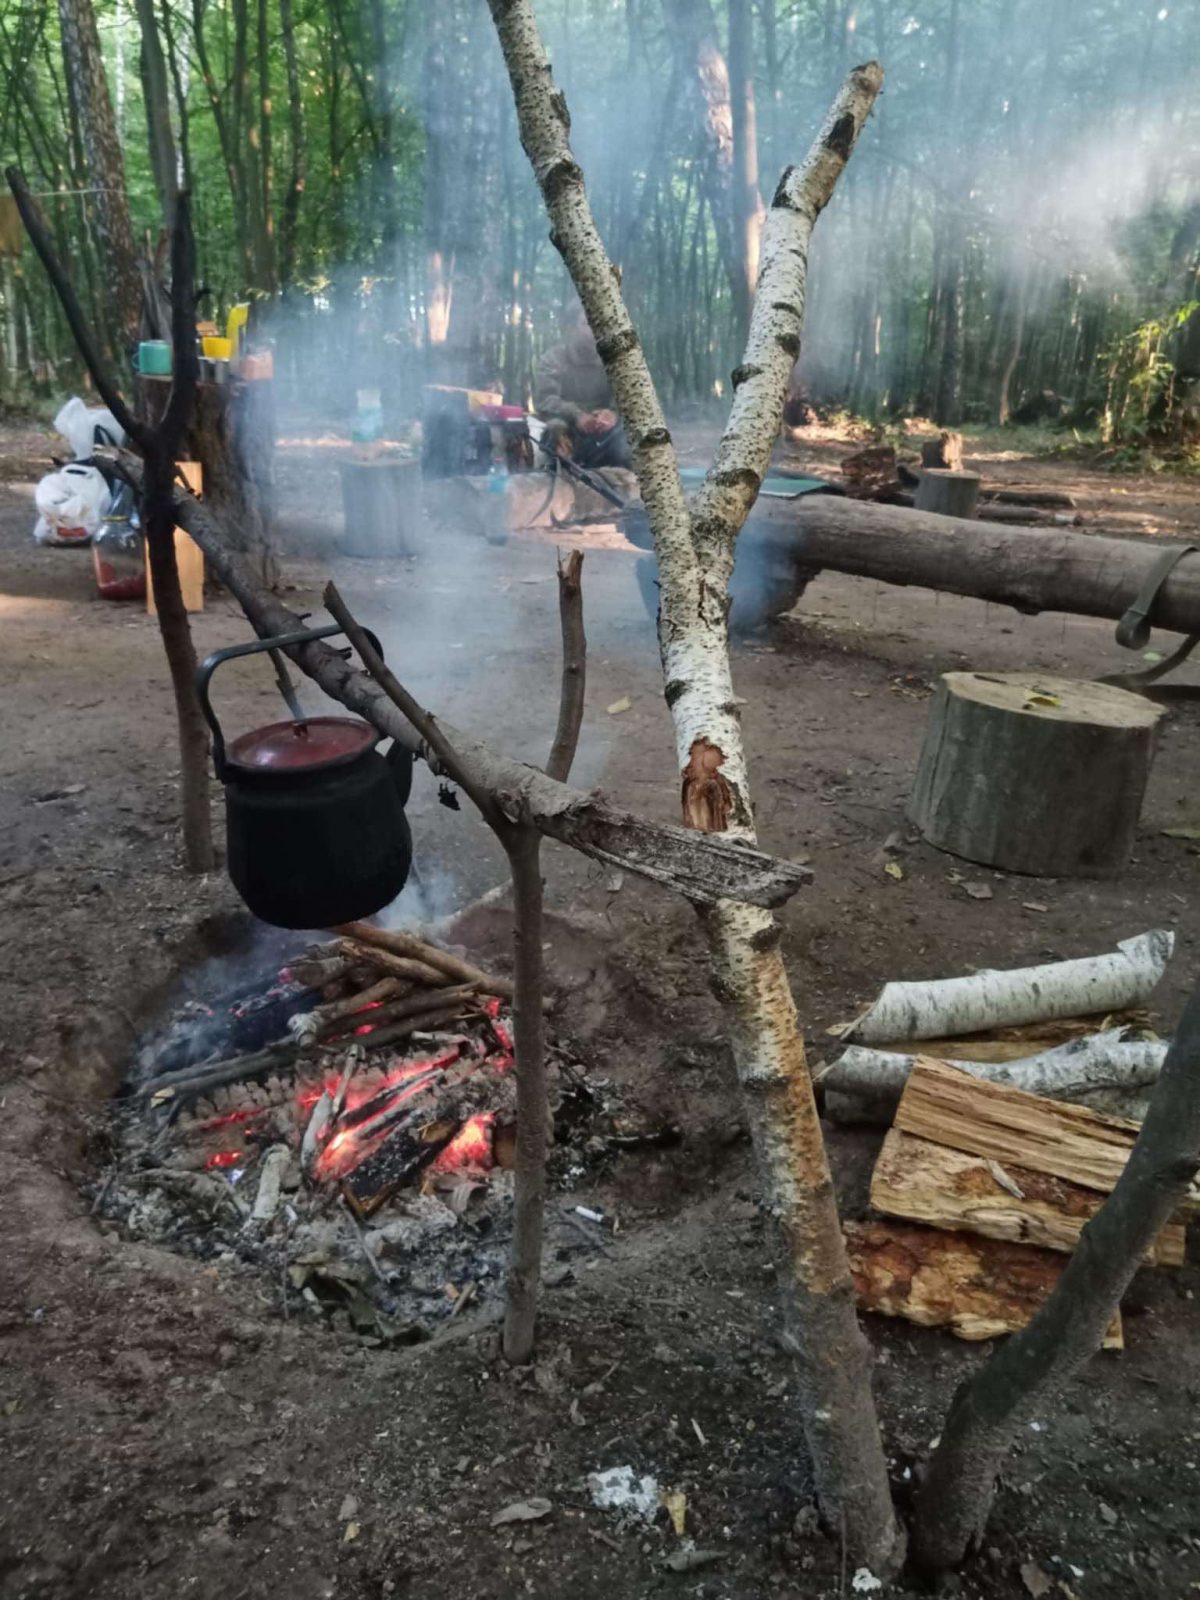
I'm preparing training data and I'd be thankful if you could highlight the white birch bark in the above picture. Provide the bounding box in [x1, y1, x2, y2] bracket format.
[485, 0, 897, 1570]
[819, 1034, 1168, 1123]
[844, 930, 1174, 1046]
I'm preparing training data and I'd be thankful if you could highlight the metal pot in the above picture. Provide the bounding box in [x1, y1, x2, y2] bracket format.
[197, 625, 414, 929]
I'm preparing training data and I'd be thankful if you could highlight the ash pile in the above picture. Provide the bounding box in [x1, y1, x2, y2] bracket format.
[97, 922, 643, 1344]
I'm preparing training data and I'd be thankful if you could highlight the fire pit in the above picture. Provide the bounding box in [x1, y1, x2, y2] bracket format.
[94, 924, 646, 1344]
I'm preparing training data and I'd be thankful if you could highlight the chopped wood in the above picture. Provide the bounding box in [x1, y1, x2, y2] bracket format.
[844, 1218, 1124, 1346]
[336, 921, 516, 1000]
[356, 1001, 477, 1053]
[344, 982, 481, 1037]
[894, 1058, 1200, 1211]
[869, 1127, 1184, 1266]
[840, 444, 900, 499]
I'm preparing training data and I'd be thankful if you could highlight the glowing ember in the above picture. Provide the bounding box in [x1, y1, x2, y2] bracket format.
[204, 1150, 242, 1170]
[431, 1113, 495, 1173]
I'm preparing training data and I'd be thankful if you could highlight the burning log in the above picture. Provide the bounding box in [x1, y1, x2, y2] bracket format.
[289, 976, 405, 1042]
[140, 1038, 303, 1105]
[344, 982, 481, 1038]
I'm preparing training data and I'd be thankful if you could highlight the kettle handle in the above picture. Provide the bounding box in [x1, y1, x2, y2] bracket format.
[197, 622, 385, 777]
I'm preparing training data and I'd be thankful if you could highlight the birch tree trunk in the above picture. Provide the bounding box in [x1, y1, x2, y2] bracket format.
[483, 1, 897, 1571]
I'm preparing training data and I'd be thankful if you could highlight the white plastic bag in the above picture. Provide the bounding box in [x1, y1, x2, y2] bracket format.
[53, 396, 126, 460]
[34, 463, 111, 544]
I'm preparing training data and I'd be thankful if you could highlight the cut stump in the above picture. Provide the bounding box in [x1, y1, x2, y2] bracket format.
[914, 468, 979, 519]
[909, 671, 1163, 877]
[340, 458, 421, 559]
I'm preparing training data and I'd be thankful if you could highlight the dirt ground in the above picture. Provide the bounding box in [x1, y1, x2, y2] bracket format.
[3, 416, 1200, 1600]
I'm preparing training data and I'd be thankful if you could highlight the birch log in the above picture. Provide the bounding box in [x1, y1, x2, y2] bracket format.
[844, 930, 1173, 1045]
[484, 0, 898, 1571]
[819, 1033, 1167, 1123]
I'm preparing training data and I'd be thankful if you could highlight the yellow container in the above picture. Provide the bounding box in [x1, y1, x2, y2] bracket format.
[202, 335, 232, 359]
[226, 303, 250, 358]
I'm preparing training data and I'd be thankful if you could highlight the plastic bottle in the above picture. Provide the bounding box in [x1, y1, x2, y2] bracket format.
[486, 457, 509, 545]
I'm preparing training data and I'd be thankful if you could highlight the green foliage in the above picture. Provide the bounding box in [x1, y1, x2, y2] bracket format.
[1101, 301, 1200, 445]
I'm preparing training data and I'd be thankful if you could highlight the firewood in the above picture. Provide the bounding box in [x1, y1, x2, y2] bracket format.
[894, 1058, 1200, 1211]
[845, 930, 1173, 1045]
[840, 444, 899, 499]
[357, 1001, 476, 1052]
[869, 1127, 1184, 1266]
[335, 938, 449, 989]
[336, 921, 516, 1000]
[291, 976, 405, 1042]
[844, 1218, 1123, 1346]
[337, 982, 481, 1038]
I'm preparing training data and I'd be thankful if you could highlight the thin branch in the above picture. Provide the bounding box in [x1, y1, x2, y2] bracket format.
[322, 580, 500, 825]
[4, 165, 148, 450]
[545, 549, 586, 784]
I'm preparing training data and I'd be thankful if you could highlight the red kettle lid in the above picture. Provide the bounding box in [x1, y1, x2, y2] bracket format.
[227, 716, 378, 772]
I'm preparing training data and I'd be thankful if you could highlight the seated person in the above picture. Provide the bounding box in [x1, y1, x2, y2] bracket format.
[533, 307, 633, 471]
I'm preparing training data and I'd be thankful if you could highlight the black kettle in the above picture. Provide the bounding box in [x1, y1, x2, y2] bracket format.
[197, 625, 414, 929]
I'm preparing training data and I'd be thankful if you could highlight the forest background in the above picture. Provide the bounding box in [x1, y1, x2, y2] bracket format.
[1, 0, 1198, 449]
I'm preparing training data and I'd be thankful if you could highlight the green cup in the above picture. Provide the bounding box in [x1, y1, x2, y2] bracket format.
[138, 340, 172, 376]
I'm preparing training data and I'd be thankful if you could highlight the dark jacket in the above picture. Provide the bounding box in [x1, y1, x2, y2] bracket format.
[533, 336, 614, 428]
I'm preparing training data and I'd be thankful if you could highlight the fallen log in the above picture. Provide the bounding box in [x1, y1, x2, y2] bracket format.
[843, 1219, 1123, 1346]
[753, 494, 1200, 637]
[819, 1033, 1167, 1119]
[843, 929, 1173, 1044]
[868, 1127, 1184, 1266]
[985, 488, 1077, 510]
[117, 453, 812, 912]
[976, 503, 1081, 527]
[894, 1058, 1200, 1211]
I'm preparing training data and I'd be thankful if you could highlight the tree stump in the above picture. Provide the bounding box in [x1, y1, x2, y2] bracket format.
[914, 468, 980, 519]
[909, 671, 1163, 877]
[339, 458, 421, 557]
[920, 430, 964, 471]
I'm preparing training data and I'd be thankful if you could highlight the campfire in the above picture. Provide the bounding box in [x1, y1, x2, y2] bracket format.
[99, 921, 626, 1342]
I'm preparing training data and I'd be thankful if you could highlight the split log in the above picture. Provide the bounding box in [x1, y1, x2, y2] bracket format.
[820, 1033, 1167, 1121]
[752, 494, 1200, 638]
[914, 469, 980, 519]
[841, 444, 899, 499]
[869, 1127, 1184, 1266]
[845, 929, 1173, 1044]
[910, 672, 1163, 877]
[894, 1058, 1200, 1210]
[844, 1219, 1123, 1346]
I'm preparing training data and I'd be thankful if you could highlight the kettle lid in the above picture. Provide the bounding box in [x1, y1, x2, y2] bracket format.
[228, 716, 378, 772]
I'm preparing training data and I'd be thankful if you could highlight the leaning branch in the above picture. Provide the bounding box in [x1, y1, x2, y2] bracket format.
[914, 982, 1200, 1570]
[115, 457, 810, 909]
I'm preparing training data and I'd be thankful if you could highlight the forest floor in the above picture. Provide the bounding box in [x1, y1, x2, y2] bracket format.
[2, 415, 1200, 1600]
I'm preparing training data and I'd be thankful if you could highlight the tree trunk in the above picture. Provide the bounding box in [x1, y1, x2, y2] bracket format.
[56, 0, 141, 348]
[914, 986, 1200, 1571]
[500, 824, 548, 1365]
[277, 0, 305, 286]
[132, 0, 177, 227]
[727, 0, 763, 342]
[753, 495, 1200, 637]
[482, 3, 898, 1571]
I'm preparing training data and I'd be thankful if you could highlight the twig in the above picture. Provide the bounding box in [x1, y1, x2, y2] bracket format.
[4, 167, 146, 449]
[334, 939, 449, 987]
[323, 580, 500, 824]
[339, 1195, 390, 1286]
[336, 922, 516, 1001]
[546, 549, 586, 783]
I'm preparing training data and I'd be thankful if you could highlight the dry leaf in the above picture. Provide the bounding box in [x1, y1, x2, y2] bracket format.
[338, 1494, 359, 1521]
[1020, 1562, 1053, 1598]
[342, 1522, 360, 1544]
[662, 1489, 687, 1537]
[963, 882, 994, 900]
[1023, 692, 1061, 709]
[884, 861, 904, 881]
[491, 1498, 552, 1527]
[606, 696, 632, 715]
